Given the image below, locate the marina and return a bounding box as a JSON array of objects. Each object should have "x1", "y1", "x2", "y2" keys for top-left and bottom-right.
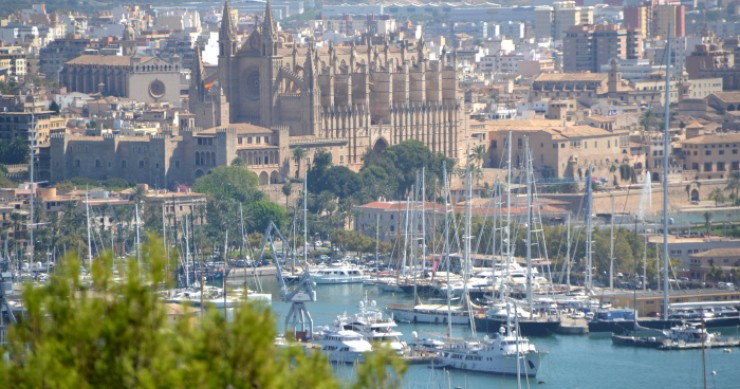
[{"x1": 259, "y1": 279, "x2": 740, "y2": 388}]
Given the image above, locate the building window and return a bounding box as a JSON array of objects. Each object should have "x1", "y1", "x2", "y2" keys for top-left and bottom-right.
[
  {"x1": 492, "y1": 140, "x2": 497, "y2": 149},
  {"x1": 74, "y1": 159, "x2": 80, "y2": 167},
  {"x1": 704, "y1": 162, "x2": 712, "y2": 172},
  {"x1": 705, "y1": 150, "x2": 711, "y2": 156},
  {"x1": 692, "y1": 163, "x2": 699, "y2": 170},
  {"x1": 732, "y1": 161, "x2": 739, "y2": 171},
  {"x1": 719, "y1": 150, "x2": 725, "y2": 155},
  {"x1": 717, "y1": 162, "x2": 726, "y2": 171},
  {"x1": 733, "y1": 149, "x2": 738, "y2": 155},
  {"x1": 122, "y1": 160, "x2": 127, "y2": 168},
  {"x1": 175, "y1": 161, "x2": 180, "y2": 168},
  {"x1": 95, "y1": 160, "x2": 101, "y2": 168}
]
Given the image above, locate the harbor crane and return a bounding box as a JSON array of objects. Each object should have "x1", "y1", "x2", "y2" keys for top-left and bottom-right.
[{"x1": 257, "y1": 221, "x2": 316, "y2": 340}]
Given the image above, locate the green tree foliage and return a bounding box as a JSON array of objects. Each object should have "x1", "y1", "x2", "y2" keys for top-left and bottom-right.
[
  {"x1": 0, "y1": 165, "x2": 13, "y2": 187},
  {"x1": 0, "y1": 137, "x2": 28, "y2": 164},
  {"x1": 192, "y1": 166, "x2": 262, "y2": 204},
  {"x1": 246, "y1": 200, "x2": 287, "y2": 233},
  {"x1": 0, "y1": 236, "x2": 401, "y2": 388},
  {"x1": 364, "y1": 140, "x2": 452, "y2": 198}
]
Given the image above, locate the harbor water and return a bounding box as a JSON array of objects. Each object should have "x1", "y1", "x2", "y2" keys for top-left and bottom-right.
[{"x1": 244, "y1": 278, "x2": 740, "y2": 389}]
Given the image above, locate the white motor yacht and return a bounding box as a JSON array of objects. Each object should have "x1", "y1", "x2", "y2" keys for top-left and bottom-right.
[
  {"x1": 434, "y1": 327, "x2": 541, "y2": 376},
  {"x1": 314, "y1": 326, "x2": 373, "y2": 363},
  {"x1": 336, "y1": 297, "x2": 408, "y2": 355},
  {"x1": 311, "y1": 262, "x2": 368, "y2": 284}
]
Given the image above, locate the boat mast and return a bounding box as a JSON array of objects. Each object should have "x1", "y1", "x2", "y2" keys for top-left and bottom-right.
[
  {"x1": 185, "y1": 214, "x2": 191, "y2": 288},
  {"x1": 85, "y1": 189, "x2": 93, "y2": 269},
  {"x1": 502, "y1": 131, "x2": 513, "y2": 330},
  {"x1": 303, "y1": 172, "x2": 308, "y2": 265},
  {"x1": 421, "y1": 167, "x2": 426, "y2": 278},
  {"x1": 28, "y1": 113, "x2": 36, "y2": 266},
  {"x1": 464, "y1": 164, "x2": 475, "y2": 338},
  {"x1": 566, "y1": 213, "x2": 571, "y2": 292},
  {"x1": 585, "y1": 165, "x2": 594, "y2": 292},
  {"x1": 609, "y1": 193, "x2": 615, "y2": 290},
  {"x1": 525, "y1": 137, "x2": 533, "y2": 311},
  {"x1": 443, "y1": 161, "x2": 452, "y2": 338},
  {"x1": 135, "y1": 202, "x2": 141, "y2": 267},
  {"x1": 661, "y1": 24, "x2": 672, "y2": 320}
]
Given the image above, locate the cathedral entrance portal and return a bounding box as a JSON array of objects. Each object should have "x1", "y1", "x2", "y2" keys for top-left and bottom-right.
[{"x1": 373, "y1": 138, "x2": 389, "y2": 154}]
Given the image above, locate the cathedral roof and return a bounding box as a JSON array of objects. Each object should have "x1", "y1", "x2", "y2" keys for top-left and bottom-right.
[
  {"x1": 534, "y1": 73, "x2": 609, "y2": 83},
  {"x1": 65, "y1": 55, "x2": 152, "y2": 66},
  {"x1": 201, "y1": 122, "x2": 273, "y2": 135}
]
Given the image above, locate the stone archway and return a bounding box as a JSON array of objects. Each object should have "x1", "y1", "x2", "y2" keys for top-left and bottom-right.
[
  {"x1": 270, "y1": 170, "x2": 279, "y2": 184},
  {"x1": 651, "y1": 172, "x2": 660, "y2": 183},
  {"x1": 373, "y1": 137, "x2": 389, "y2": 154},
  {"x1": 259, "y1": 171, "x2": 269, "y2": 185},
  {"x1": 194, "y1": 169, "x2": 204, "y2": 179},
  {"x1": 690, "y1": 189, "x2": 700, "y2": 202}
]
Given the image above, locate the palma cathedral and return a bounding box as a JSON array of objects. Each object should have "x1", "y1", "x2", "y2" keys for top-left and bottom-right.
[{"x1": 189, "y1": 1, "x2": 466, "y2": 173}]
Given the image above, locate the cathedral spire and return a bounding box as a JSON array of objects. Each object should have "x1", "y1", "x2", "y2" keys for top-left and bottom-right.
[
  {"x1": 193, "y1": 43, "x2": 204, "y2": 91},
  {"x1": 262, "y1": 0, "x2": 276, "y2": 40},
  {"x1": 219, "y1": 1, "x2": 236, "y2": 41}
]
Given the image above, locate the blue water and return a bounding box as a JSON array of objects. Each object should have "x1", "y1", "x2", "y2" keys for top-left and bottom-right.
[{"x1": 251, "y1": 279, "x2": 740, "y2": 389}]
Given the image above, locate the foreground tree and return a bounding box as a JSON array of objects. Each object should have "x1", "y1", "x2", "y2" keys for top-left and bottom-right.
[{"x1": 0, "y1": 236, "x2": 404, "y2": 388}]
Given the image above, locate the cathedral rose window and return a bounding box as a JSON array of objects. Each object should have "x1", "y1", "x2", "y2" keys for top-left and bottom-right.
[{"x1": 149, "y1": 79, "x2": 166, "y2": 99}]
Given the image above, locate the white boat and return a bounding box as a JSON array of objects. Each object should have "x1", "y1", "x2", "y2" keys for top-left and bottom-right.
[
  {"x1": 163, "y1": 285, "x2": 271, "y2": 308},
  {"x1": 314, "y1": 327, "x2": 373, "y2": 363},
  {"x1": 311, "y1": 263, "x2": 368, "y2": 284},
  {"x1": 434, "y1": 327, "x2": 541, "y2": 376},
  {"x1": 386, "y1": 303, "x2": 470, "y2": 325},
  {"x1": 336, "y1": 297, "x2": 408, "y2": 355}
]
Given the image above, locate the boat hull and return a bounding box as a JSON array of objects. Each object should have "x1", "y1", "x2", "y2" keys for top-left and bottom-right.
[
  {"x1": 588, "y1": 320, "x2": 637, "y2": 335},
  {"x1": 474, "y1": 316, "x2": 561, "y2": 337},
  {"x1": 387, "y1": 306, "x2": 470, "y2": 325},
  {"x1": 435, "y1": 353, "x2": 540, "y2": 376}
]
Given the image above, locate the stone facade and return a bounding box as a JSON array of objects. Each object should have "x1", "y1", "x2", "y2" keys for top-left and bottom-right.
[
  {"x1": 190, "y1": 1, "x2": 466, "y2": 175},
  {"x1": 46, "y1": 122, "x2": 289, "y2": 188},
  {"x1": 60, "y1": 55, "x2": 182, "y2": 106}
]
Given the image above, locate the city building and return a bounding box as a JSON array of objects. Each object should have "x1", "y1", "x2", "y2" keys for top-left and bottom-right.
[
  {"x1": 682, "y1": 132, "x2": 740, "y2": 180},
  {"x1": 46, "y1": 122, "x2": 290, "y2": 188},
  {"x1": 38, "y1": 36, "x2": 91, "y2": 80},
  {"x1": 191, "y1": 1, "x2": 466, "y2": 174},
  {"x1": 563, "y1": 24, "x2": 643, "y2": 73},
  {"x1": 486, "y1": 120, "x2": 629, "y2": 181},
  {"x1": 689, "y1": 247, "x2": 740, "y2": 282}
]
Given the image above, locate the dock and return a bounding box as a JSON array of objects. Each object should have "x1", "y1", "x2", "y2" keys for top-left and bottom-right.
[
  {"x1": 658, "y1": 339, "x2": 740, "y2": 350},
  {"x1": 556, "y1": 317, "x2": 589, "y2": 335}
]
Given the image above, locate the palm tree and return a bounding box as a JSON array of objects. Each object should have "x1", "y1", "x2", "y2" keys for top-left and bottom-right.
[
  {"x1": 708, "y1": 187, "x2": 725, "y2": 205},
  {"x1": 725, "y1": 171, "x2": 740, "y2": 203},
  {"x1": 292, "y1": 147, "x2": 305, "y2": 178},
  {"x1": 703, "y1": 212, "x2": 712, "y2": 233},
  {"x1": 472, "y1": 144, "x2": 486, "y2": 184},
  {"x1": 281, "y1": 182, "x2": 292, "y2": 208}
]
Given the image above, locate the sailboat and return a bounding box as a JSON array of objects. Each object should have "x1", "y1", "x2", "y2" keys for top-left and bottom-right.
[
  {"x1": 387, "y1": 169, "x2": 472, "y2": 325},
  {"x1": 434, "y1": 162, "x2": 542, "y2": 376},
  {"x1": 474, "y1": 135, "x2": 561, "y2": 336}
]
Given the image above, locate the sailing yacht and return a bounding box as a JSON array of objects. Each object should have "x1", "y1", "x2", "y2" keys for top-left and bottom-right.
[
  {"x1": 474, "y1": 137, "x2": 561, "y2": 337},
  {"x1": 435, "y1": 159, "x2": 542, "y2": 376}
]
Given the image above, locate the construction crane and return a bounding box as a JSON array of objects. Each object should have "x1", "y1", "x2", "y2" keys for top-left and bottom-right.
[{"x1": 256, "y1": 221, "x2": 316, "y2": 340}]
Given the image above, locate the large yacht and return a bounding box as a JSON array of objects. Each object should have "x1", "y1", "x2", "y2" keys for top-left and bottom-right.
[
  {"x1": 336, "y1": 297, "x2": 408, "y2": 355},
  {"x1": 314, "y1": 326, "x2": 373, "y2": 363},
  {"x1": 311, "y1": 263, "x2": 368, "y2": 284},
  {"x1": 434, "y1": 327, "x2": 541, "y2": 376}
]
